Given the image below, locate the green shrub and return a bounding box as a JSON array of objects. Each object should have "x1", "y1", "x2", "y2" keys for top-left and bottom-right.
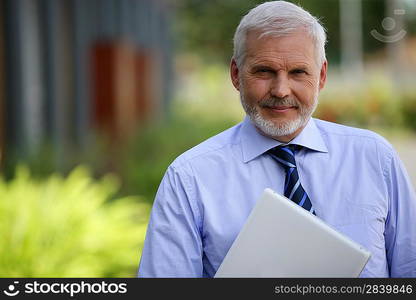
[
  {"x1": 315, "y1": 80, "x2": 410, "y2": 130},
  {"x1": 401, "y1": 93, "x2": 416, "y2": 131},
  {"x1": 0, "y1": 165, "x2": 149, "y2": 277}
]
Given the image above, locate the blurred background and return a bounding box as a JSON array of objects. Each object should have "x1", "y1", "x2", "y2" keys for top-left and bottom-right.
[{"x1": 0, "y1": 0, "x2": 415, "y2": 277}]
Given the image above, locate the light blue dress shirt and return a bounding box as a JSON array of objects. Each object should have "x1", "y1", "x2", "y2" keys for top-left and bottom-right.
[{"x1": 138, "y1": 117, "x2": 416, "y2": 278}]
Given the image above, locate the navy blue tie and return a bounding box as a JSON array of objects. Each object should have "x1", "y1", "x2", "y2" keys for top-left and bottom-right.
[{"x1": 268, "y1": 145, "x2": 316, "y2": 215}]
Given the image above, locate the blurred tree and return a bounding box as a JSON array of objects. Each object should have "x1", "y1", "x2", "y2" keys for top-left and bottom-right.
[
  {"x1": 175, "y1": 0, "x2": 387, "y2": 65},
  {"x1": 175, "y1": 0, "x2": 258, "y2": 64}
]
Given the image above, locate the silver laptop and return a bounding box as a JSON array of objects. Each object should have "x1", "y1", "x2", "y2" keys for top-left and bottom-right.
[{"x1": 215, "y1": 188, "x2": 371, "y2": 277}]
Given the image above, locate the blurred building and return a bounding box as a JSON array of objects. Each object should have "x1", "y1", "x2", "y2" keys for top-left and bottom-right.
[{"x1": 0, "y1": 0, "x2": 174, "y2": 170}]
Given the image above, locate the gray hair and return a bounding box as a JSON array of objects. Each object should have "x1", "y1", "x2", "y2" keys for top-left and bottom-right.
[{"x1": 233, "y1": 1, "x2": 327, "y2": 68}]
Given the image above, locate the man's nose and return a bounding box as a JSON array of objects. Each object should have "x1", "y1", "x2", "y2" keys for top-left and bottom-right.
[{"x1": 270, "y1": 73, "x2": 291, "y2": 99}]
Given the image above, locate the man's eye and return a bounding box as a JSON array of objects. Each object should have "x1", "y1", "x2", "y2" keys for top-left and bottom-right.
[
  {"x1": 257, "y1": 69, "x2": 271, "y2": 73},
  {"x1": 291, "y1": 69, "x2": 306, "y2": 74}
]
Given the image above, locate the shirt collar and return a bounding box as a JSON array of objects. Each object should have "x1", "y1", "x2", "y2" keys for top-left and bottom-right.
[{"x1": 240, "y1": 116, "x2": 328, "y2": 163}]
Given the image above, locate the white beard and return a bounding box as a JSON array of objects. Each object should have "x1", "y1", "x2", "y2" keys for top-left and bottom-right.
[{"x1": 239, "y1": 85, "x2": 319, "y2": 139}]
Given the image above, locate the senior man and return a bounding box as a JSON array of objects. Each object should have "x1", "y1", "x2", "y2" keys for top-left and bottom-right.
[{"x1": 138, "y1": 1, "x2": 416, "y2": 277}]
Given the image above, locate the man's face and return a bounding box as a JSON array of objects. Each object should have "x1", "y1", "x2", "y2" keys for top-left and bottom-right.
[{"x1": 231, "y1": 30, "x2": 327, "y2": 142}]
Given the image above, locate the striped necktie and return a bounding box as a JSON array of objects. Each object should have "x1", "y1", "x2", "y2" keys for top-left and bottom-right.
[{"x1": 268, "y1": 145, "x2": 316, "y2": 215}]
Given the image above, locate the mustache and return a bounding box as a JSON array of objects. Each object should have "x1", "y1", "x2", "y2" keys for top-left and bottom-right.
[{"x1": 258, "y1": 97, "x2": 299, "y2": 108}]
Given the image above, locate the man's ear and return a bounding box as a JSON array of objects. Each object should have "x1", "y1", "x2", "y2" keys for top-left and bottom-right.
[
  {"x1": 230, "y1": 58, "x2": 240, "y2": 91},
  {"x1": 319, "y1": 60, "x2": 328, "y2": 90}
]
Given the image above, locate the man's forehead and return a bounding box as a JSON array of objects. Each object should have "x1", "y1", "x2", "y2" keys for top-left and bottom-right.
[
  {"x1": 246, "y1": 52, "x2": 312, "y2": 66},
  {"x1": 244, "y1": 30, "x2": 316, "y2": 65}
]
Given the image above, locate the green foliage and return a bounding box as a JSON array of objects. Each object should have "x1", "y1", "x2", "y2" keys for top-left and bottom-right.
[
  {"x1": 401, "y1": 93, "x2": 416, "y2": 131},
  {"x1": 0, "y1": 165, "x2": 149, "y2": 277},
  {"x1": 175, "y1": 0, "x2": 258, "y2": 64},
  {"x1": 315, "y1": 78, "x2": 415, "y2": 130}
]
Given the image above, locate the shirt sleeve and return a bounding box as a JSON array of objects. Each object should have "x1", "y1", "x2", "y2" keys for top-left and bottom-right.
[
  {"x1": 384, "y1": 148, "x2": 416, "y2": 277},
  {"x1": 137, "y1": 165, "x2": 203, "y2": 277}
]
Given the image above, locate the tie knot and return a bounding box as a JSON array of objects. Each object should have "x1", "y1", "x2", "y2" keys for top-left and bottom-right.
[{"x1": 268, "y1": 145, "x2": 297, "y2": 169}]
